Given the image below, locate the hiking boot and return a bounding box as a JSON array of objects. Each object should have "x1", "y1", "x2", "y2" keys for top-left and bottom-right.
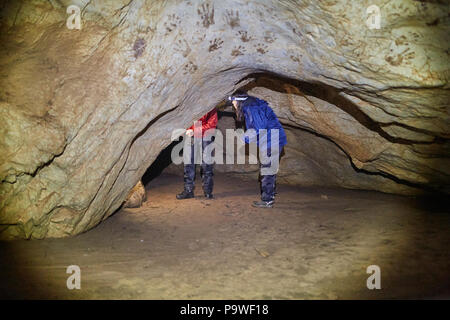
[
  {"x1": 204, "y1": 193, "x2": 214, "y2": 200},
  {"x1": 176, "y1": 190, "x2": 194, "y2": 200},
  {"x1": 252, "y1": 200, "x2": 274, "y2": 208}
]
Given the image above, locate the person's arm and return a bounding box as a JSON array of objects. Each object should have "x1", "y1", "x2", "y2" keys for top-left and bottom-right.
[
  {"x1": 252, "y1": 102, "x2": 277, "y2": 146},
  {"x1": 202, "y1": 109, "x2": 218, "y2": 133},
  {"x1": 186, "y1": 110, "x2": 216, "y2": 136},
  {"x1": 262, "y1": 104, "x2": 287, "y2": 148},
  {"x1": 186, "y1": 122, "x2": 194, "y2": 136},
  {"x1": 242, "y1": 108, "x2": 258, "y2": 144}
]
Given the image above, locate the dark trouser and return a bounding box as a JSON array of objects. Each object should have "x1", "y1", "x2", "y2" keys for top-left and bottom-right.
[
  {"x1": 260, "y1": 147, "x2": 283, "y2": 202},
  {"x1": 183, "y1": 139, "x2": 214, "y2": 194}
]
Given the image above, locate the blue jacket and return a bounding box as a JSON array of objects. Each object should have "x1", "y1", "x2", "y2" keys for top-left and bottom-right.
[{"x1": 241, "y1": 97, "x2": 287, "y2": 150}]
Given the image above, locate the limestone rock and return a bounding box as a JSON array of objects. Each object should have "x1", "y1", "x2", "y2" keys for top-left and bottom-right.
[
  {"x1": 0, "y1": 0, "x2": 448, "y2": 239},
  {"x1": 123, "y1": 180, "x2": 147, "y2": 208}
]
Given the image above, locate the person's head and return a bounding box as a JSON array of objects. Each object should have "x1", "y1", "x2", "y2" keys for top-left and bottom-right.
[{"x1": 228, "y1": 90, "x2": 249, "y2": 121}]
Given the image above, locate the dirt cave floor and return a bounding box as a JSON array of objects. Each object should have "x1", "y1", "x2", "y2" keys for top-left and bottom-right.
[{"x1": 1, "y1": 172, "x2": 450, "y2": 299}]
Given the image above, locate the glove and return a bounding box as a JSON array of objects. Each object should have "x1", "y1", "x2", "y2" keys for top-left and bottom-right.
[{"x1": 186, "y1": 129, "x2": 194, "y2": 137}]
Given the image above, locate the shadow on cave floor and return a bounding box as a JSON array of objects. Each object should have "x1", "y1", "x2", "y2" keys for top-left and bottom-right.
[{"x1": 0, "y1": 172, "x2": 449, "y2": 299}]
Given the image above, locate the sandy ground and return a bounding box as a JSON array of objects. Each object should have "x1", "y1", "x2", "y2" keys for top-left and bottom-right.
[{"x1": 1, "y1": 172, "x2": 449, "y2": 299}]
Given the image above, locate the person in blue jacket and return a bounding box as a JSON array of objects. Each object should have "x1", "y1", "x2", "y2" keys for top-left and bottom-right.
[{"x1": 229, "y1": 91, "x2": 287, "y2": 208}]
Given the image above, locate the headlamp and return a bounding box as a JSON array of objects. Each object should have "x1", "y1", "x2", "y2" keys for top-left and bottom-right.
[{"x1": 228, "y1": 96, "x2": 248, "y2": 101}]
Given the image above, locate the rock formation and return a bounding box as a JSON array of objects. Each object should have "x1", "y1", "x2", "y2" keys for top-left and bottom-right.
[
  {"x1": 0, "y1": 0, "x2": 448, "y2": 239},
  {"x1": 123, "y1": 180, "x2": 146, "y2": 208}
]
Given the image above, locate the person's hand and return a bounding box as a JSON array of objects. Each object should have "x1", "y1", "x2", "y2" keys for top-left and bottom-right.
[
  {"x1": 186, "y1": 129, "x2": 194, "y2": 137},
  {"x1": 170, "y1": 128, "x2": 186, "y2": 141}
]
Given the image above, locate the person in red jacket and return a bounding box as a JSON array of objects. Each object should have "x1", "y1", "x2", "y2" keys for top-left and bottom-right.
[{"x1": 176, "y1": 108, "x2": 218, "y2": 200}]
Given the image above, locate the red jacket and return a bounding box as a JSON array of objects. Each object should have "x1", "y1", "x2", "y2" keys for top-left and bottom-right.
[{"x1": 188, "y1": 108, "x2": 218, "y2": 137}]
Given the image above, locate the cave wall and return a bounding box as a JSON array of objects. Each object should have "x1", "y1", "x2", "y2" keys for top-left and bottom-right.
[{"x1": 0, "y1": 0, "x2": 448, "y2": 239}]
